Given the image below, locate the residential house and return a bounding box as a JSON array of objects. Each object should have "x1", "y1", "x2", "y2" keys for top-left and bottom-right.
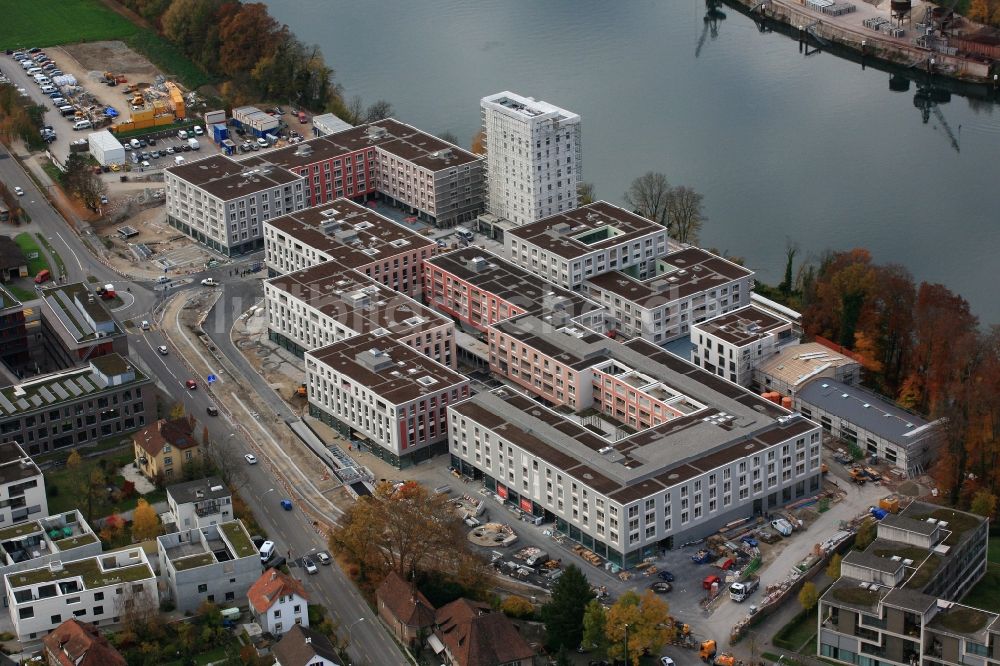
[
  {"x1": 248, "y1": 568, "x2": 309, "y2": 636},
  {"x1": 133, "y1": 417, "x2": 201, "y2": 482},
  {"x1": 0, "y1": 511, "x2": 100, "y2": 601},
  {"x1": 0, "y1": 440, "x2": 46, "y2": 526},
  {"x1": 166, "y1": 477, "x2": 233, "y2": 529},
  {"x1": 0, "y1": 237, "x2": 27, "y2": 281},
  {"x1": 376, "y1": 570, "x2": 435, "y2": 647},
  {"x1": 272, "y1": 624, "x2": 341, "y2": 666},
  {"x1": 42, "y1": 618, "x2": 126, "y2": 666},
  {"x1": 431, "y1": 598, "x2": 535, "y2": 666}
]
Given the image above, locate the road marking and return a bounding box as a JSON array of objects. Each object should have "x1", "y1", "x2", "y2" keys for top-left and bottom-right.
[
  {"x1": 112, "y1": 291, "x2": 135, "y2": 311},
  {"x1": 143, "y1": 338, "x2": 178, "y2": 380},
  {"x1": 55, "y1": 233, "x2": 84, "y2": 273}
]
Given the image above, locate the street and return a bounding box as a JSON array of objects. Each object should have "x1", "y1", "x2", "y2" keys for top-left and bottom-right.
[{"x1": 1, "y1": 143, "x2": 409, "y2": 665}]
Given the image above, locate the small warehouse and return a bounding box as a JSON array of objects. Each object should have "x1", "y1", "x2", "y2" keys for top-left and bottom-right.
[
  {"x1": 312, "y1": 113, "x2": 354, "y2": 137},
  {"x1": 232, "y1": 106, "x2": 279, "y2": 137},
  {"x1": 87, "y1": 130, "x2": 125, "y2": 167}
]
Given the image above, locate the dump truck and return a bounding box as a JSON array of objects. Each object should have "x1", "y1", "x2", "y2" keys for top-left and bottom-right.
[
  {"x1": 729, "y1": 577, "x2": 759, "y2": 602},
  {"x1": 700, "y1": 640, "x2": 717, "y2": 662}
]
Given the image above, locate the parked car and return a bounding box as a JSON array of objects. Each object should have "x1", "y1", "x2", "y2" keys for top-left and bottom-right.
[
  {"x1": 193, "y1": 125, "x2": 204, "y2": 136},
  {"x1": 316, "y1": 551, "x2": 331, "y2": 565},
  {"x1": 303, "y1": 558, "x2": 317, "y2": 574},
  {"x1": 140, "y1": 320, "x2": 150, "y2": 330},
  {"x1": 256, "y1": 137, "x2": 269, "y2": 148},
  {"x1": 658, "y1": 571, "x2": 674, "y2": 582},
  {"x1": 200, "y1": 278, "x2": 218, "y2": 286},
  {"x1": 141, "y1": 160, "x2": 150, "y2": 169},
  {"x1": 130, "y1": 138, "x2": 140, "y2": 149}
]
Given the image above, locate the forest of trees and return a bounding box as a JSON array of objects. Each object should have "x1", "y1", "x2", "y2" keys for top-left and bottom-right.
[
  {"x1": 113, "y1": 0, "x2": 388, "y2": 118},
  {"x1": 777, "y1": 248, "x2": 999, "y2": 509}
]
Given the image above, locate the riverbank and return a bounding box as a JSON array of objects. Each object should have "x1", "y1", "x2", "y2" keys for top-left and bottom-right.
[{"x1": 725, "y1": 0, "x2": 998, "y2": 88}]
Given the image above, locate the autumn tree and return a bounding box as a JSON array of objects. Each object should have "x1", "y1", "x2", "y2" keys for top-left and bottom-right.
[
  {"x1": 329, "y1": 481, "x2": 469, "y2": 579},
  {"x1": 577, "y1": 182, "x2": 596, "y2": 205},
  {"x1": 802, "y1": 249, "x2": 876, "y2": 349},
  {"x1": 364, "y1": 99, "x2": 394, "y2": 122},
  {"x1": 542, "y1": 564, "x2": 595, "y2": 651},
  {"x1": 161, "y1": 0, "x2": 226, "y2": 63},
  {"x1": 798, "y1": 581, "x2": 819, "y2": 611},
  {"x1": 971, "y1": 490, "x2": 997, "y2": 519},
  {"x1": 470, "y1": 130, "x2": 486, "y2": 155},
  {"x1": 604, "y1": 590, "x2": 671, "y2": 666},
  {"x1": 204, "y1": 434, "x2": 249, "y2": 491},
  {"x1": 623, "y1": 172, "x2": 672, "y2": 229},
  {"x1": 132, "y1": 499, "x2": 160, "y2": 542},
  {"x1": 63, "y1": 153, "x2": 106, "y2": 210},
  {"x1": 855, "y1": 518, "x2": 876, "y2": 550},
  {"x1": 826, "y1": 553, "x2": 842, "y2": 580},
  {"x1": 217, "y1": 3, "x2": 285, "y2": 78},
  {"x1": 853, "y1": 264, "x2": 916, "y2": 395},
  {"x1": 115, "y1": 583, "x2": 160, "y2": 635},
  {"x1": 581, "y1": 599, "x2": 607, "y2": 653},
  {"x1": 500, "y1": 595, "x2": 534, "y2": 618},
  {"x1": 66, "y1": 449, "x2": 82, "y2": 471},
  {"x1": 100, "y1": 513, "x2": 125, "y2": 544}
]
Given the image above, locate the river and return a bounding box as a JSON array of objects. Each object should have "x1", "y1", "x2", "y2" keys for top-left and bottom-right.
[{"x1": 264, "y1": 0, "x2": 1000, "y2": 323}]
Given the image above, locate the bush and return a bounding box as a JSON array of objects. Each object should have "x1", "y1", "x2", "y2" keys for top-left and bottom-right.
[
  {"x1": 500, "y1": 595, "x2": 535, "y2": 619},
  {"x1": 160, "y1": 600, "x2": 176, "y2": 613}
]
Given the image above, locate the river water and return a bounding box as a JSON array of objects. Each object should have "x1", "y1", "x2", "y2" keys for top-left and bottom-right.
[{"x1": 265, "y1": 0, "x2": 1000, "y2": 323}]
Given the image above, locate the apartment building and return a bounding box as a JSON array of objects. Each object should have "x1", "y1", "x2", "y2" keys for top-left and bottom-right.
[
  {"x1": 585, "y1": 247, "x2": 755, "y2": 344},
  {"x1": 265, "y1": 264, "x2": 455, "y2": 366},
  {"x1": 0, "y1": 441, "x2": 45, "y2": 526},
  {"x1": 423, "y1": 248, "x2": 605, "y2": 335},
  {"x1": 166, "y1": 477, "x2": 233, "y2": 529},
  {"x1": 39, "y1": 283, "x2": 128, "y2": 371},
  {"x1": 306, "y1": 333, "x2": 470, "y2": 467},
  {"x1": 817, "y1": 502, "x2": 990, "y2": 666},
  {"x1": 795, "y1": 379, "x2": 943, "y2": 477},
  {"x1": 0, "y1": 354, "x2": 150, "y2": 456},
  {"x1": 0, "y1": 511, "x2": 99, "y2": 590},
  {"x1": 253, "y1": 119, "x2": 484, "y2": 228},
  {"x1": 133, "y1": 417, "x2": 201, "y2": 482},
  {"x1": 480, "y1": 91, "x2": 581, "y2": 225},
  {"x1": 165, "y1": 154, "x2": 307, "y2": 256},
  {"x1": 4, "y1": 547, "x2": 157, "y2": 640},
  {"x1": 263, "y1": 198, "x2": 437, "y2": 297},
  {"x1": 157, "y1": 520, "x2": 260, "y2": 612},
  {"x1": 0, "y1": 285, "x2": 28, "y2": 373},
  {"x1": 450, "y1": 335, "x2": 822, "y2": 568},
  {"x1": 690, "y1": 304, "x2": 797, "y2": 387},
  {"x1": 504, "y1": 201, "x2": 672, "y2": 289},
  {"x1": 754, "y1": 342, "x2": 861, "y2": 397}
]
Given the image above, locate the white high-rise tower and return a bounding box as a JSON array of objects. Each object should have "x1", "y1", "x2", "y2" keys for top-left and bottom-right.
[{"x1": 480, "y1": 91, "x2": 581, "y2": 225}]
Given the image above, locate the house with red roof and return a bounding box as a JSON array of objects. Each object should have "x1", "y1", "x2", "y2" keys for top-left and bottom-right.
[
  {"x1": 42, "y1": 619, "x2": 125, "y2": 666},
  {"x1": 375, "y1": 570, "x2": 435, "y2": 647},
  {"x1": 248, "y1": 568, "x2": 310, "y2": 636}
]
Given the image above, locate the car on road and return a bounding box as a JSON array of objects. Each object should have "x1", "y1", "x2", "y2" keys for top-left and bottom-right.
[
  {"x1": 660, "y1": 658, "x2": 676, "y2": 666},
  {"x1": 200, "y1": 278, "x2": 219, "y2": 286},
  {"x1": 185, "y1": 379, "x2": 197, "y2": 390},
  {"x1": 140, "y1": 320, "x2": 150, "y2": 330},
  {"x1": 244, "y1": 453, "x2": 258, "y2": 465},
  {"x1": 206, "y1": 405, "x2": 219, "y2": 417},
  {"x1": 658, "y1": 571, "x2": 675, "y2": 582},
  {"x1": 156, "y1": 345, "x2": 168, "y2": 355},
  {"x1": 316, "y1": 551, "x2": 331, "y2": 565},
  {"x1": 259, "y1": 540, "x2": 275, "y2": 561},
  {"x1": 303, "y1": 557, "x2": 317, "y2": 574},
  {"x1": 280, "y1": 499, "x2": 293, "y2": 511},
  {"x1": 13, "y1": 186, "x2": 23, "y2": 196}
]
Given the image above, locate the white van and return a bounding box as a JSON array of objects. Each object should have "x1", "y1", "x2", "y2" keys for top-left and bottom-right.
[
  {"x1": 455, "y1": 226, "x2": 474, "y2": 243},
  {"x1": 26, "y1": 67, "x2": 43, "y2": 75},
  {"x1": 177, "y1": 129, "x2": 188, "y2": 140},
  {"x1": 174, "y1": 155, "x2": 186, "y2": 166},
  {"x1": 73, "y1": 120, "x2": 92, "y2": 131},
  {"x1": 130, "y1": 138, "x2": 141, "y2": 149},
  {"x1": 259, "y1": 540, "x2": 275, "y2": 562}
]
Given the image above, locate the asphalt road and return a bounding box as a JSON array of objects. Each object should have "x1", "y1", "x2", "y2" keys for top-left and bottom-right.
[{"x1": 1, "y1": 142, "x2": 409, "y2": 665}]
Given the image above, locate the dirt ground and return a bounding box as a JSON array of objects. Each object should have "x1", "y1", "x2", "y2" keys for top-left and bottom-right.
[{"x1": 60, "y1": 40, "x2": 160, "y2": 81}]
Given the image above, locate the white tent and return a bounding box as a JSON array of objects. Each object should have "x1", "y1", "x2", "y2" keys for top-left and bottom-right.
[{"x1": 87, "y1": 130, "x2": 125, "y2": 166}]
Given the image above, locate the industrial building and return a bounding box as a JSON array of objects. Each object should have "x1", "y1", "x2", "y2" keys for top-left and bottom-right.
[
  {"x1": 480, "y1": 91, "x2": 582, "y2": 226},
  {"x1": 795, "y1": 379, "x2": 943, "y2": 477},
  {"x1": 585, "y1": 247, "x2": 755, "y2": 345},
  {"x1": 306, "y1": 333, "x2": 470, "y2": 467},
  {"x1": 0, "y1": 354, "x2": 150, "y2": 456},
  {"x1": 690, "y1": 304, "x2": 797, "y2": 387},
  {"x1": 817, "y1": 502, "x2": 990, "y2": 666},
  {"x1": 262, "y1": 198, "x2": 437, "y2": 297},
  {"x1": 753, "y1": 342, "x2": 861, "y2": 397},
  {"x1": 86, "y1": 130, "x2": 125, "y2": 167},
  {"x1": 504, "y1": 201, "x2": 671, "y2": 289},
  {"x1": 450, "y1": 332, "x2": 823, "y2": 567},
  {"x1": 165, "y1": 154, "x2": 307, "y2": 256},
  {"x1": 265, "y1": 265, "x2": 455, "y2": 367}
]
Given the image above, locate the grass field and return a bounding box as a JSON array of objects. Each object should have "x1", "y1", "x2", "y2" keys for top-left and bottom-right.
[
  {"x1": 13, "y1": 232, "x2": 49, "y2": 276},
  {"x1": 0, "y1": 0, "x2": 139, "y2": 51}
]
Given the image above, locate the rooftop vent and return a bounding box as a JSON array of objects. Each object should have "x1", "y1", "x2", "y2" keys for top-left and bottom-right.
[
  {"x1": 210, "y1": 485, "x2": 224, "y2": 492},
  {"x1": 416, "y1": 376, "x2": 438, "y2": 387}
]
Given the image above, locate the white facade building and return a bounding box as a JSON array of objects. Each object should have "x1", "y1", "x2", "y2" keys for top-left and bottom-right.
[
  {"x1": 585, "y1": 247, "x2": 755, "y2": 344},
  {"x1": 691, "y1": 304, "x2": 798, "y2": 387},
  {"x1": 166, "y1": 477, "x2": 233, "y2": 529},
  {"x1": 481, "y1": 91, "x2": 581, "y2": 225},
  {"x1": 4, "y1": 547, "x2": 156, "y2": 641},
  {"x1": 306, "y1": 333, "x2": 470, "y2": 467},
  {"x1": 248, "y1": 569, "x2": 310, "y2": 636},
  {"x1": 0, "y1": 441, "x2": 45, "y2": 527},
  {"x1": 504, "y1": 201, "x2": 671, "y2": 289},
  {"x1": 165, "y1": 154, "x2": 307, "y2": 256}
]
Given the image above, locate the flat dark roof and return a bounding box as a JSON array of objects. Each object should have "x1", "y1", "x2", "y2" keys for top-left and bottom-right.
[
  {"x1": 693, "y1": 305, "x2": 792, "y2": 346},
  {"x1": 0, "y1": 442, "x2": 40, "y2": 486},
  {"x1": 167, "y1": 154, "x2": 302, "y2": 200},
  {"x1": 267, "y1": 265, "x2": 448, "y2": 337},
  {"x1": 307, "y1": 332, "x2": 467, "y2": 405},
  {"x1": 249, "y1": 118, "x2": 480, "y2": 172},
  {"x1": 265, "y1": 199, "x2": 435, "y2": 270},
  {"x1": 508, "y1": 201, "x2": 665, "y2": 260},
  {"x1": 426, "y1": 248, "x2": 600, "y2": 320},
  {"x1": 167, "y1": 477, "x2": 229, "y2": 504},
  {"x1": 586, "y1": 248, "x2": 754, "y2": 308}
]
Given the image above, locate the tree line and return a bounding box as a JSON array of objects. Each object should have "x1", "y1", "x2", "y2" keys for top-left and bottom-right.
[
  {"x1": 114, "y1": 0, "x2": 391, "y2": 120},
  {"x1": 771, "y1": 247, "x2": 999, "y2": 509}
]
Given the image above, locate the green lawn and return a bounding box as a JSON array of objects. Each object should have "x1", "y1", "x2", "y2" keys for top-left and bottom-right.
[
  {"x1": 125, "y1": 31, "x2": 212, "y2": 90},
  {"x1": 5, "y1": 283, "x2": 36, "y2": 302},
  {"x1": 0, "y1": 0, "x2": 139, "y2": 51},
  {"x1": 44, "y1": 447, "x2": 162, "y2": 520},
  {"x1": 774, "y1": 608, "x2": 819, "y2": 651},
  {"x1": 13, "y1": 232, "x2": 49, "y2": 276},
  {"x1": 36, "y1": 233, "x2": 66, "y2": 278}
]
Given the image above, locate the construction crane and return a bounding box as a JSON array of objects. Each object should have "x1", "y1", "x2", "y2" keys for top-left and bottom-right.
[
  {"x1": 695, "y1": 0, "x2": 727, "y2": 58},
  {"x1": 913, "y1": 86, "x2": 961, "y2": 153}
]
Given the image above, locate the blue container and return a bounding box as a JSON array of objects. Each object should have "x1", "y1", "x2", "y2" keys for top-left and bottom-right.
[{"x1": 211, "y1": 123, "x2": 228, "y2": 143}]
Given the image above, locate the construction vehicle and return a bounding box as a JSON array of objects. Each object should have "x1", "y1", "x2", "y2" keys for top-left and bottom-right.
[
  {"x1": 849, "y1": 467, "x2": 868, "y2": 485},
  {"x1": 713, "y1": 654, "x2": 736, "y2": 666},
  {"x1": 700, "y1": 640, "x2": 717, "y2": 662},
  {"x1": 729, "y1": 576, "x2": 759, "y2": 602},
  {"x1": 130, "y1": 94, "x2": 145, "y2": 108}
]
